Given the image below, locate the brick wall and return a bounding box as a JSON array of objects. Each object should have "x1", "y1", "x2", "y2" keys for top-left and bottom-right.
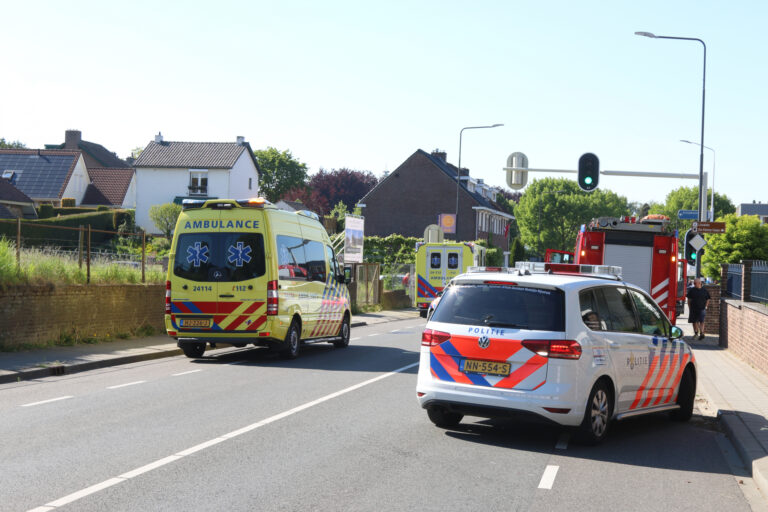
[
  {"x1": 703, "y1": 284, "x2": 720, "y2": 334},
  {"x1": 721, "y1": 300, "x2": 768, "y2": 376},
  {"x1": 0, "y1": 284, "x2": 165, "y2": 349}
]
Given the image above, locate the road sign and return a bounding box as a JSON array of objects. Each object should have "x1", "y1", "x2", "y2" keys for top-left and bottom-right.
[
  {"x1": 692, "y1": 221, "x2": 726, "y2": 234},
  {"x1": 688, "y1": 233, "x2": 707, "y2": 251},
  {"x1": 678, "y1": 209, "x2": 698, "y2": 220}
]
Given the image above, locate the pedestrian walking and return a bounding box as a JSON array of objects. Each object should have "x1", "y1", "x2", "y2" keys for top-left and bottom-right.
[{"x1": 687, "y1": 278, "x2": 711, "y2": 340}]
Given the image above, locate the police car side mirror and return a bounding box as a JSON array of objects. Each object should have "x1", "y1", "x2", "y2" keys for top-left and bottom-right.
[{"x1": 670, "y1": 326, "x2": 683, "y2": 340}]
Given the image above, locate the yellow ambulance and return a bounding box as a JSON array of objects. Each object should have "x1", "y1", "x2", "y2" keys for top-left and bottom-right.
[
  {"x1": 165, "y1": 198, "x2": 351, "y2": 359},
  {"x1": 414, "y1": 241, "x2": 485, "y2": 317}
]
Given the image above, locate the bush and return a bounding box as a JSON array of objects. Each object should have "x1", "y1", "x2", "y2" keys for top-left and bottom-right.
[
  {"x1": 38, "y1": 204, "x2": 54, "y2": 219},
  {"x1": 61, "y1": 198, "x2": 76, "y2": 207},
  {"x1": 97, "y1": 205, "x2": 110, "y2": 211}
]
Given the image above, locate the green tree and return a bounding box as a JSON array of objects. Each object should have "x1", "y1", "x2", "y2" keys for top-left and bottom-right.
[
  {"x1": 149, "y1": 203, "x2": 183, "y2": 238},
  {"x1": 510, "y1": 237, "x2": 526, "y2": 265},
  {"x1": 649, "y1": 185, "x2": 736, "y2": 236},
  {"x1": 253, "y1": 147, "x2": 309, "y2": 202},
  {"x1": 514, "y1": 178, "x2": 628, "y2": 258},
  {"x1": 701, "y1": 214, "x2": 768, "y2": 278},
  {"x1": 0, "y1": 138, "x2": 26, "y2": 149}
]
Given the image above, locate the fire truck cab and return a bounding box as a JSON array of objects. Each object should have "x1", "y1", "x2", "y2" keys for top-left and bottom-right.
[{"x1": 574, "y1": 215, "x2": 685, "y2": 324}]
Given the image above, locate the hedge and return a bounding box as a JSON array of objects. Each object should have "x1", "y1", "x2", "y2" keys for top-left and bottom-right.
[{"x1": 0, "y1": 209, "x2": 134, "y2": 248}]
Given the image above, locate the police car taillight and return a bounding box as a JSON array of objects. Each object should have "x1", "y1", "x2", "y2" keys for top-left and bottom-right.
[
  {"x1": 165, "y1": 280, "x2": 171, "y2": 314},
  {"x1": 267, "y1": 280, "x2": 278, "y2": 315},
  {"x1": 421, "y1": 329, "x2": 451, "y2": 346},
  {"x1": 522, "y1": 339, "x2": 581, "y2": 360}
]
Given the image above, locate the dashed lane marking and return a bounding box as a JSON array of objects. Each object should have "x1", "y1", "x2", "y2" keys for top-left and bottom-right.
[
  {"x1": 27, "y1": 361, "x2": 420, "y2": 511},
  {"x1": 106, "y1": 381, "x2": 146, "y2": 390},
  {"x1": 21, "y1": 396, "x2": 73, "y2": 408},
  {"x1": 172, "y1": 370, "x2": 202, "y2": 376},
  {"x1": 538, "y1": 465, "x2": 559, "y2": 490}
]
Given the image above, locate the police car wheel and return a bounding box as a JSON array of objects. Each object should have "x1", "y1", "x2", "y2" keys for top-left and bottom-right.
[
  {"x1": 333, "y1": 315, "x2": 351, "y2": 348},
  {"x1": 280, "y1": 321, "x2": 301, "y2": 360},
  {"x1": 671, "y1": 367, "x2": 695, "y2": 422},
  {"x1": 426, "y1": 406, "x2": 463, "y2": 428},
  {"x1": 182, "y1": 343, "x2": 206, "y2": 359},
  {"x1": 577, "y1": 381, "x2": 612, "y2": 445}
]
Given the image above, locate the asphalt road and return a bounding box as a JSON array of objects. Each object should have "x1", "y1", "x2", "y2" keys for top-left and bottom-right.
[{"x1": 0, "y1": 318, "x2": 759, "y2": 511}]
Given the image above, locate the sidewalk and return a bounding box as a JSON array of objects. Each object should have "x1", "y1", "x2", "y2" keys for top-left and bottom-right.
[
  {"x1": 0, "y1": 309, "x2": 422, "y2": 385},
  {"x1": 683, "y1": 313, "x2": 768, "y2": 499}
]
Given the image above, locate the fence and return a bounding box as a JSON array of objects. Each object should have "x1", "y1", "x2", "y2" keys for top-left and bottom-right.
[
  {"x1": 721, "y1": 260, "x2": 768, "y2": 303},
  {"x1": 0, "y1": 218, "x2": 165, "y2": 284},
  {"x1": 753, "y1": 260, "x2": 768, "y2": 303},
  {"x1": 353, "y1": 263, "x2": 380, "y2": 306}
]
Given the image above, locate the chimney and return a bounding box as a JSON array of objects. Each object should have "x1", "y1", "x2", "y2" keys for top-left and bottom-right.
[
  {"x1": 155, "y1": 132, "x2": 163, "y2": 143},
  {"x1": 236, "y1": 136, "x2": 245, "y2": 146},
  {"x1": 65, "y1": 130, "x2": 81, "y2": 149},
  {"x1": 430, "y1": 149, "x2": 447, "y2": 162}
]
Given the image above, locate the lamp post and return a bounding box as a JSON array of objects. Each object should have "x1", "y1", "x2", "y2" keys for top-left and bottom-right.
[
  {"x1": 635, "y1": 31, "x2": 706, "y2": 276},
  {"x1": 455, "y1": 124, "x2": 503, "y2": 240},
  {"x1": 537, "y1": 190, "x2": 565, "y2": 260},
  {"x1": 681, "y1": 140, "x2": 715, "y2": 221}
]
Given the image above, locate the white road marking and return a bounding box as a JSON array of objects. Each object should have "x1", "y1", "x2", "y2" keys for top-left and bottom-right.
[
  {"x1": 172, "y1": 370, "x2": 202, "y2": 376},
  {"x1": 350, "y1": 337, "x2": 361, "y2": 341},
  {"x1": 538, "y1": 465, "x2": 559, "y2": 489},
  {"x1": 21, "y1": 396, "x2": 73, "y2": 407},
  {"x1": 28, "y1": 361, "x2": 420, "y2": 511},
  {"x1": 106, "y1": 381, "x2": 146, "y2": 390},
  {"x1": 368, "y1": 333, "x2": 380, "y2": 337},
  {"x1": 555, "y1": 433, "x2": 569, "y2": 450}
]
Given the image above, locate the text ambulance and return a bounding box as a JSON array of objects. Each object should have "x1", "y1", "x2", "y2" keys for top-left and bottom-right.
[
  {"x1": 165, "y1": 198, "x2": 351, "y2": 359},
  {"x1": 415, "y1": 242, "x2": 485, "y2": 317}
]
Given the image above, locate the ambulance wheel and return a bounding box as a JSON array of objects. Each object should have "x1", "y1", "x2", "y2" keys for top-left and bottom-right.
[
  {"x1": 577, "y1": 380, "x2": 612, "y2": 445},
  {"x1": 671, "y1": 367, "x2": 695, "y2": 422},
  {"x1": 280, "y1": 321, "x2": 300, "y2": 359},
  {"x1": 427, "y1": 406, "x2": 463, "y2": 428},
  {"x1": 182, "y1": 343, "x2": 206, "y2": 359},
  {"x1": 333, "y1": 315, "x2": 351, "y2": 348}
]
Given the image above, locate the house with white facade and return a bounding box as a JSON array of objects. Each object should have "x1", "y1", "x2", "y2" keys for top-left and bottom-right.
[{"x1": 133, "y1": 133, "x2": 260, "y2": 233}]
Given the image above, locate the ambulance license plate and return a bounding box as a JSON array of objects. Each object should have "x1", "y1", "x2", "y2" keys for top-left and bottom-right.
[
  {"x1": 180, "y1": 318, "x2": 212, "y2": 328},
  {"x1": 461, "y1": 359, "x2": 511, "y2": 377}
]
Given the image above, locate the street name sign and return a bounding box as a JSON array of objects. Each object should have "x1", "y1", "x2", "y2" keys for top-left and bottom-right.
[
  {"x1": 692, "y1": 221, "x2": 726, "y2": 234},
  {"x1": 678, "y1": 209, "x2": 698, "y2": 220}
]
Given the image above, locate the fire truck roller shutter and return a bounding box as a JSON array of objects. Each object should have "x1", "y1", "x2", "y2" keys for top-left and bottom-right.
[{"x1": 604, "y1": 244, "x2": 653, "y2": 293}]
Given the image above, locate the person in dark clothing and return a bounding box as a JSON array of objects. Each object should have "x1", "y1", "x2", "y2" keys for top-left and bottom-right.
[{"x1": 687, "y1": 278, "x2": 711, "y2": 340}]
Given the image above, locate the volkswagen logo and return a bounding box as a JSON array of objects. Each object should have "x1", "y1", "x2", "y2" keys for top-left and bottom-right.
[{"x1": 478, "y1": 335, "x2": 490, "y2": 349}]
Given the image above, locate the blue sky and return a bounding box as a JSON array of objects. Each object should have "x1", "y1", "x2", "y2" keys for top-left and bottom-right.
[{"x1": 1, "y1": 1, "x2": 765, "y2": 208}]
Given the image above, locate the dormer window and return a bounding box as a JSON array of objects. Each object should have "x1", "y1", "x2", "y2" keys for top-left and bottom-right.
[
  {"x1": 2, "y1": 170, "x2": 16, "y2": 184},
  {"x1": 189, "y1": 170, "x2": 208, "y2": 195}
]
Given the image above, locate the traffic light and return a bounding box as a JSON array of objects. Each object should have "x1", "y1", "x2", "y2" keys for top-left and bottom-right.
[
  {"x1": 684, "y1": 229, "x2": 699, "y2": 262},
  {"x1": 578, "y1": 153, "x2": 599, "y2": 191}
]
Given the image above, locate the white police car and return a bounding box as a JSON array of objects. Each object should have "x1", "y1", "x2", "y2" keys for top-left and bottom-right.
[{"x1": 416, "y1": 262, "x2": 696, "y2": 444}]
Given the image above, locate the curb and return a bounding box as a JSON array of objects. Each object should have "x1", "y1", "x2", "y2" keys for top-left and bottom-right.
[{"x1": 719, "y1": 411, "x2": 768, "y2": 495}]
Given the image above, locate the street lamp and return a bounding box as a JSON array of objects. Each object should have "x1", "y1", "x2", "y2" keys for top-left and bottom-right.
[
  {"x1": 538, "y1": 190, "x2": 565, "y2": 260},
  {"x1": 635, "y1": 31, "x2": 707, "y2": 277},
  {"x1": 455, "y1": 124, "x2": 503, "y2": 240},
  {"x1": 681, "y1": 140, "x2": 715, "y2": 221}
]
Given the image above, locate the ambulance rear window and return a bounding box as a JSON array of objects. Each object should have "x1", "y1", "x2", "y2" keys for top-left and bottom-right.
[{"x1": 173, "y1": 233, "x2": 266, "y2": 282}]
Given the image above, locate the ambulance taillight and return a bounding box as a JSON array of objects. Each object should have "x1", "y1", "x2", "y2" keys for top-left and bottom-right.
[
  {"x1": 165, "y1": 280, "x2": 172, "y2": 314},
  {"x1": 267, "y1": 280, "x2": 279, "y2": 315}
]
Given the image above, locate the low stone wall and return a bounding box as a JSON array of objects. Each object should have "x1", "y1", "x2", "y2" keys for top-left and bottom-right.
[
  {"x1": 721, "y1": 299, "x2": 768, "y2": 375},
  {"x1": 381, "y1": 289, "x2": 413, "y2": 310},
  {"x1": 0, "y1": 284, "x2": 165, "y2": 350}
]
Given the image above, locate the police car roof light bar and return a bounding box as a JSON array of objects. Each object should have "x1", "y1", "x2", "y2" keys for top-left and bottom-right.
[{"x1": 514, "y1": 261, "x2": 623, "y2": 279}]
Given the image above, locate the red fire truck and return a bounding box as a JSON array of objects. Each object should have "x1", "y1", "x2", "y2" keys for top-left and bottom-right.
[{"x1": 573, "y1": 215, "x2": 686, "y2": 324}]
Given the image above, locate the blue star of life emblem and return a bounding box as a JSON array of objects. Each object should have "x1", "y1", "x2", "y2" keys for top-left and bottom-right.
[
  {"x1": 227, "y1": 242, "x2": 252, "y2": 267},
  {"x1": 186, "y1": 242, "x2": 209, "y2": 268}
]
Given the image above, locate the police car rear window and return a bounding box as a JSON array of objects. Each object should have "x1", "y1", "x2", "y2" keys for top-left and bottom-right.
[
  {"x1": 173, "y1": 233, "x2": 266, "y2": 282},
  {"x1": 430, "y1": 283, "x2": 565, "y2": 331}
]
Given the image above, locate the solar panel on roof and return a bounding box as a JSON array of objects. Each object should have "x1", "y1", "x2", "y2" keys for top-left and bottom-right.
[{"x1": 0, "y1": 153, "x2": 75, "y2": 198}]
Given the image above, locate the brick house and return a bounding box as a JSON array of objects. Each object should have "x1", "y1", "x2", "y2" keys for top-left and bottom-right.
[{"x1": 359, "y1": 149, "x2": 514, "y2": 246}]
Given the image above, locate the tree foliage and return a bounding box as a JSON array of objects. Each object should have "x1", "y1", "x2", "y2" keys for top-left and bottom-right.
[
  {"x1": 149, "y1": 203, "x2": 182, "y2": 238},
  {"x1": 253, "y1": 147, "x2": 309, "y2": 202},
  {"x1": 0, "y1": 138, "x2": 26, "y2": 149},
  {"x1": 701, "y1": 214, "x2": 768, "y2": 278},
  {"x1": 514, "y1": 178, "x2": 628, "y2": 258},
  {"x1": 648, "y1": 185, "x2": 736, "y2": 237},
  {"x1": 280, "y1": 168, "x2": 377, "y2": 216}
]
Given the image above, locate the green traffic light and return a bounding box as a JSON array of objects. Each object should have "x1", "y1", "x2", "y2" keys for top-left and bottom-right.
[
  {"x1": 584, "y1": 176, "x2": 593, "y2": 185},
  {"x1": 691, "y1": 252, "x2": 697, "y2": 260}
]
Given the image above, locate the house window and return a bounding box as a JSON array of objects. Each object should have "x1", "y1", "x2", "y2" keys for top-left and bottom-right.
[{"x1": 189, "y1": 170, "x2": 208, "y2": 195}]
